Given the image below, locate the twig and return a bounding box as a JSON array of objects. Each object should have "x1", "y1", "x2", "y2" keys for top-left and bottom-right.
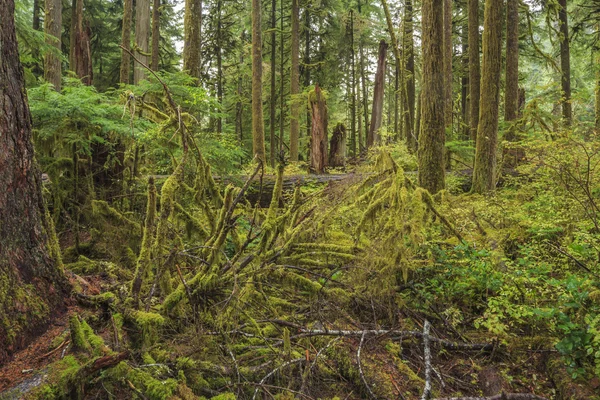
[
  {"x1": 433, "y1": 394, "x2": 549, "y2": 400},
  {"x1": 357, "y1": 330, "x2": 377, "y2": 399},
  {"x1": 39, "y1": 339, "x2": 70, "y2": 359},
  {"x1": 421, "y1": 320, "x2": 432, "y2": 400},
  {"x1": 252, "y1": 358, "x2": 305, "y2": 400}
]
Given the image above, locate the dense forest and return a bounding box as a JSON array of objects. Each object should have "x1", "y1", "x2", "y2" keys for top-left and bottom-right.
[{"x1": 2, "y1": 0, "x2": 600, "y2": 398}]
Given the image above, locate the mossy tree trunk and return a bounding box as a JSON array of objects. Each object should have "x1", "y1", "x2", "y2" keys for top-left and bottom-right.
[
  {"x1": 119, "y1": 0, "x2": 133, "y2": 84},
  {"x1": 558, "y1": 0, "x2": 572, "y2": 125},
  {"x1": 472, "y1": 0, "x2": 503, "y2": 193},
  {"x1": 350, "y1": 9, "x2": 357, "y2": 157},
  {"x1": 418, "y1": 0, "x2": 445, "y2": 194},
  {"x1": 252, "y1": 0, "x2": 266, "y2": 163},
  {"x1": 290, "y1": 0, "x2": 300, "y2": 161},
  {"x1": 504, "y1": 0, "x2": 519, "y2": 128},
  {"x1": 404, "y1": 0, "x2": 416, "y2": 151},
  {"x1": 151, "y1": 0, "x2": 160, "y2": 71},
  {"x1": 444, "y1": 0, "x2": 453, "y2": 136},
  {"x1": 310, "y1": 85, "x2": 328, "y2": 173},
  {"x1": 270, "y1": 0, "x2": 277, "y2": 167},
  {"x1": 468, "y1": 0, "x2": 480, "y2": 141},
  {"x1": 329, "y1": 122, "x2": 347, "y2": 167},
  {"x1": 596, "y1": 23, "x2": 600, "y2": 133},
  {"x1": 0, "y1": 0, "x2": 67, "y2": 365},
  {"x1": 368, "y1": 40, "x2": 388, "y2": 147},
  {"x1": 183, "y1": 0, "x2": 201, "y2": 81},
  {"x1": 134, "y1": 0, "x2": 151, "y2": 84},
  {"x1": 43, "y1": 0, "x2": 61, "y2": 91}
]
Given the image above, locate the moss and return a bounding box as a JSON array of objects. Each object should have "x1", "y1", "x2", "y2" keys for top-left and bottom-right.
[
  {"x1": 130, "y1": 310, "x2": 165, "y2": 348},
  {"x1": 210, "y1": 393, "x2": 236, "y2": 400},
  {"x1": 80, "y1": 319, "x2": 107, "y2": 355},
  {"x1": 70, "y1": 315, "x2": 92, "y2": 353}
]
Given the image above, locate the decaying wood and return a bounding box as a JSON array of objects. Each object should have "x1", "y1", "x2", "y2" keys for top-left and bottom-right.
[
  {"x1": 433, "y1": 394, "x2": 548, "y2": 400},
  {"x1": 310, "y1": 84, "x2": 328, "y2": 174}
]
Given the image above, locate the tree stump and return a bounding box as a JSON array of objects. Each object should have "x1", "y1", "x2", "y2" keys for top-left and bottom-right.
[
  {"x1": 329, "y1": 122, "x2": 346, "y2": 167},
  {"x1": 309, "y1": 84, "x2": 328, "y2": 174}
]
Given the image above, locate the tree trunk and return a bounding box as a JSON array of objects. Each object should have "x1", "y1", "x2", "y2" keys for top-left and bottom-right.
[
  {"x1": 472, "y1": 0, "x2": 503, "y2": 193},
  {"x1": 350, "y1": 9, "x2": 357, "y2": 157},
  {"x1": 151, "y1": 0, "x2": 160, "y2": 71},
  {"x1": 280, "y1": 0, "x2": 285, "y2": 155},
  {"x1": 368, "y1": 40, "x2": 388, "y2": 147},
  {"x1": 216, "y1": 0, "x2": 223, "y2": 134},
  {"x1": 461, "y1": 18, "x2": 469, "y2": 139},
  {"x1": 72, "y1": 0, "x2": 93, "y2": 85},
  {"x1": 310, "y1": 85, "x2": 328, "y2": 173},
  {"x1": 43, "y1": 0, "x2": 61, "y2": 91},
  {"x1": 504, "y1": 0, "x2": 519, "y2": 127},
  {"x1": 0, "y1": 0, "x2": 67, "y2": 365},
  {"x1": 304, "y1": 8, "x2": 311, "y2": 149},
  {"x1": 444, "y1": 0, "x2": 453, "y2": 130},
  {"x1": 329, "y1": 123, "x2": 346, "y2": 167},
  {"x1": 468, "y1": 0, "x2": 480, "y2": 141},
  {"x1": 270, "y1": 0, "x2": 277, "y2": 167},
  {"x1": 134, "y1": 0, "x2": 151, "y2": 84},
  {"x1": 252, "y1": 0, "x2": 266, "y2": 163},
  {"x1": 290, "y1": 0, "x2": 300, "y2": 161},
  {"x1": 358, "y1": 0, "x2": 368, "y2": 153},
  {"x1": 558, "y1": 0, "x2": 572, "y2": 125},
  {"x1": 119, "y1": 0, "x2": 133, "y2": 84},
  {"x1": 404, "y1": 0, "x2": 416, "y2": 151},
  {"x1": 418, "y1": 0, "x2": 445, "y2": 194},
  {"x1": 183, "y1": 0, "x2": 202, "y2": 81},
  {"x1": 596, "y1": 24, "x2": 600, "y2": 133}
]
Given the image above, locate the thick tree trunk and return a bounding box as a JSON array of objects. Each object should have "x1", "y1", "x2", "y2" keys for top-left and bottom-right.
[
  {"x1": 216, "y1": 0, "x2": 223, "y2": 134},
  {"x1": 290, "y1": 0, "x2": 300, "y2": 161},
  {"x1": 43, "y1": 0, "x2": 61, "y2": 91},
  {"x1": 350, "y1": 9, "x2": 357, "y2": 157},
  {"x1": 468, "y1": 0, "x2": 480, "y2": 141},
  {"x1": 329, "y1": 123, "x2": 346, "y2": 167},
  {"x1": 404, "y1": 0, "x2": 416, "y2": 151},
  {"x1": 368, "y1": 40, "x2": 388, "y2": 147},
  {"x1": 270, "y1": 0, "x2": 277, "y2": 167},
  {"x1": 310, "y1": 85, "x2": 328, "y2": 173},
  {"x1": 183, "y1": 0, "x2": 202, "y2": 80},
  {"x1": 72, "y1": 0, "x2": 93, "y2": 85},
  {"x1": 134, "y1": 0, "x2": 151, "y2": 84},
  {"x1": 504, "y1": 0, "x2": 519, "y2": 127},
  {"x1": 252, "y1": 0, "x2": 266, "y2": 163},
  {"x1": 119, "y1": 0, "x2": 133, "y2": 84},
  {"x1": 558, "y1": 0, "x2": 572, "y2": 125},
  {"x1": 472, "y1": 0, "x2": 503, "y2": 193},
  {"x1": 418, "y1": 0, "x2": 445, "y2": 194},
  {"x1": 151, "y1": 0, "x2": 160, "y2": 71},
  {"x1": 0, "y1": 0, "x2": 67, "y2": 365}
]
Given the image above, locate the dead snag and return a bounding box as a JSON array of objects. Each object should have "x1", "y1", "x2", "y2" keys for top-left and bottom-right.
[
  {"x1": 309, "y1": 84, "x2": 328, "y2": 174},
  {"x1": 329, "y1": 122, "x2": 347, "y2": 167}
]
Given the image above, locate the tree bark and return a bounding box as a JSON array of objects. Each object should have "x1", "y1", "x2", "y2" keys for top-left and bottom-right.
[
  {"x1": 558, "y1": 0, "x2": 572, "y2": 125},
  {"x1": 349, "y1": 9, "x2": 357, "y2": 157},
  {"x1": 43, "y1": 0, "x2": 61, "y2": 91},
  {"x1": 252, "y1": 0, "x2": 266, "y2": 163},
  {"x1": 329, "y1": 123, "x2": 346, "y2": 167},
  {"x1": 504, "y1": 0, "x2": 519, "y2": 127},
  {"x1": 444, "y1": 0, "x2": 453, "y2": 134},
  {"x1": 404, "y1": 0, "x2": 416, "y2": 151},
  {"x1": 368, "y1": 40, "x2": 388, "y2": 147},
  {"x1": 472, "y1": 0, "x2": 503, "y2": 193},
  {"x1": 418, "y1": 0, "x2": 445, "y2": 194},
  {"x1": 468, "y1": 0, "x2": 480, "y2": 141},
  {"x1": 183, "y1": 0, "x2": 202, "y2": 81},
  {"x1": 216, "y1": 0, "x2": 223, "y2": 133},
  {"x1": 119, "y1": 0, "x2": 133, "y2": 84},
  {"x1": 151, "y1": 0, "x2": 160, "y2": 71},
  {"x1": 72, "y1": 0, "x2": 93, "y2": 85},
  {"x1": 0, "y1": 0, "x2": 67, "y2": 365},
  {"x1": 290, "y1": 0, "x2": 300, "y2": 161},
  {"x1": 270, "y1": 0, "x2": 277, "y2": 167},
  {"x1": 310, "y1": 85, "x2": 328, "y2": 173},
  {"x1": 134, "y1": 0, "x2": 151, "y2": 84},
  {"x1": 596, "y1": 24, "x2": 600, "y2": 133}
]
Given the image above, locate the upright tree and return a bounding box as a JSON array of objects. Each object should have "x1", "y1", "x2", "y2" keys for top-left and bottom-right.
[
  {"x1": 252, "y1": 0, "x2": 266, "y2": 163},
  {"x1": 183, "y1": 0, "x2": 202, "y2": 80},
  {"x1": 151, "y1": 0, "x2": 160, "y2": 71},
  {"x1": 71, "y1": 0, "x2": 93, "y2": 85},
  {"x1": 504, "y1": 0, "x2": 519, "y2": 138},
  {"x1": 472, "y1": 0, "x2": 503, "y2": 193},
  {"x1": 290, "y1": 0, "x2": 300, "y2": 161},
  {"x1": 404, "y1": 0, "x2": 416, "y2": 151},
  {"x1": 119, "y1": 0, "x2": 133, "y2": 83},
  {"x1": 309, "y1": 84, "x2": 328, "y2": 173},
  {"x1": 270, "y1": 0, "x2": 277, "y2": 167},
  {"x1": 468, "y1": 0, "x2": 480, "y2": 140},
  {"x1": 444, "y1": 0, "x2": 453, "y2": 133},
  {"x1": 558, "y1": 0, "x2": 572, "y2": 125},
  {"x1": 1, "y1": 0, "x2": 67, "y2": 364},
  {"x1": 368, "y1": 40, "x2": 388, "y2": 147},
  {"x1": 418, "y1": 0, "x2": 445, "y2": 193},
  {"x1": 134, "y1": 0, "x2": 151, "y2": 84},
  {"x1": 43, "y1": 0, "x2": 61, "y2": 90}
]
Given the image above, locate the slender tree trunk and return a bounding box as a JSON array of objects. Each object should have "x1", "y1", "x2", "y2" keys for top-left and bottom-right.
[
  {"x1": 359, "y1": 45, "x2": 369, "y2": 151},
  {"x1": 444, "y1": 0, "x2": 453, "y2": 131},
  {"x1": 558, "y1": 0, "x2": 572, "y2": 125},
  {"x1": 72, "y1": 0, "x2": 92, "y2": 85},
  {"x1": 461, "y1": 17, "x2": 469, "y2": 139},
  {"x1": 472, "y1": 0, "x2": 503, "y2": 193},
  {"x1": 151, "y1": 0, "x2": 160, "y2": 71},
  {"x1": 0, "y1": 0, "x2": 67, "y2": 365},
  {"x1": 44, "y1": 0, "x2": 61, "y2": 90},
  {"x1": 280, "y1": 0, "x2": 285, "y2": 155},
  {"x1": 119, "y1": 0, "x2": 133, "y2": 84},
  {"x1": 216, "y1": 0, "x2": 223, "y2": 133},
  {"x1": 350, "y1": 9, "x2": 357, "y2": 157},
  {"x1": 596, "y1": 24, "x2": 600, "y2": 132},
  {"x1": 304, "y1": 8, "x2": 311, "y2": 147},
  {"x1": 252, "y1": 0, "x2": 266, "y2": 163},
  {"x1": 183, "y1": 0, "x2": 202, "y2": 80},
  {"x1": 468, "y1": 0, "x2": 480, "y2": 141},
  {"x1": 505, "y1": 0, "x2": 519, "y2": 128},
  {"x1": 270, "y1": 0, "x2": 277, "y2": 167},
  {"x1": 310, "y1": 85, "x2": 328, "y2": 173},
  {"x1": 236, "y1": 37, "x2": 244, "y2": 145},
  {"x1": 368, "y1": 40, "x2": 388, "y2": 147},
  {"x1": 415, "y1": 90, "x2": 422, "y2": 145},
  {"x1": 404, "y1": 0, "x2": 416, "y2": 151},
  {"x1": 329, "y1": 123, "x2": 346, "y2": 167},
  {"x1": 33, "y1": 0, "x2": 41, "y2": 30},
  {"x1": 69, "y1": 0, "x2": 76, "y2": 69},
  {"x1": 419, "y1": 0, "x2": 445, "y2": 193},
  {"x1": 290, "y1": 0, "x2": 300, "y2": 161},
  {"x1": 134, "y1": 0, "x2": 151, "y2": 84}
]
